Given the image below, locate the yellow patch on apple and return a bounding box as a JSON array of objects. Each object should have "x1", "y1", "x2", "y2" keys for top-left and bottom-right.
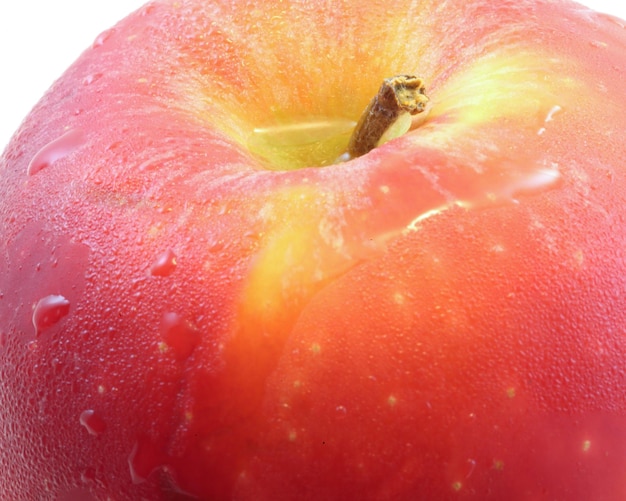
[{"x1": 423, "y1": 50, "x2": 585, "y2": 145}]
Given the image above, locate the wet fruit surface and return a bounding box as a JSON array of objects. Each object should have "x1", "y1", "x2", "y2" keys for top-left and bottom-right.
[{"x1": 2, "y1": 0, "x2": 626, "y2": 499}]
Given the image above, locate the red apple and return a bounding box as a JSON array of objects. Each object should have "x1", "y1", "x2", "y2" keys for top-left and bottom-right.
[{"x1": 2, "y1": 0, "x2": 626, "y2": 499}]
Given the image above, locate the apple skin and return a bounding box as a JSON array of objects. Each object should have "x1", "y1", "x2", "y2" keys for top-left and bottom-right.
[{"x1": 2, "y1": 0, "x2": 626, "y2": 499}]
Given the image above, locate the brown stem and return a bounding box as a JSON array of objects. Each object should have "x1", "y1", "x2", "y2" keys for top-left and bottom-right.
[{"x1": 347, "y1": 75, "x2": 429, "y2": 158}]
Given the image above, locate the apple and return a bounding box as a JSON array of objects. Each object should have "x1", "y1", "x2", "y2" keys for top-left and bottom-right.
[{"x1": 2, "y1": 0, "x2": 626, "y2": 499}]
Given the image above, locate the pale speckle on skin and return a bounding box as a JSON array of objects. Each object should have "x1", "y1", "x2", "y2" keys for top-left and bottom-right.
[
  {"x1": 493, "y1": 459, "x2": 505, "y2": 471},
  {"x1": 288, "y1": 430, "x2": 297, "y2": 442},
  {"x1": 506, "y1": 387, "x2": 516, "y2": 398},
  {"x1": 311, "y1": 343, "x2": 321, "y2": 355},
  {"x1": 582, "y1": 440, "x2": 591, "y2": 452},
  {"x1": 393, "y1": 292, "x2": 405, "y2": 305},
  {"x1": 318, "y1": 215, "x2": 346, "y2": 255},
  {"x1": 486, "y1": 192, "x2": 498, "y2": 203},
  {"x1": 573, "y1": 249, "x2": 584, "y2": 267},
  {"x1": 388, "y1": 395, "x2": 398, "y2": 407}
]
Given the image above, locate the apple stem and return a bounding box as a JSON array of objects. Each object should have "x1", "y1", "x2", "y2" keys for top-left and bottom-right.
[{"x1": 347, "y1": 75, "x2": 429, "y2": 158}]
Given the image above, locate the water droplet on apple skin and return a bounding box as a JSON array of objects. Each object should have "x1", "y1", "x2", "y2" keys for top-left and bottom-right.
[
  {"x1": 150, "y1": 249, "x2": 177, "y2": 277},
  {"x1": 511, "y1": 166, "x2": 562, "y2": 199},
  {"x1": 79, "y1": 409, "x2": 106, "y2": 436},
  {"x1": 384, "y1": 143, "x2": 564, "y2": 237},
  {"x1": 92, "y1": 28, "x2": 115, "y2": 48},
  {"x1": 80, "y1": 466, "x2": 108, "y2": 491},
  {"x1": 128, "y1": 438, "x2": 166, "y2": 484},
  {"x1": 537, "y1": 105, "x2": 562, "y2": 136},
  {"x1": 161, "y1": 312, "x2": 200, "y2": 361},
  {"x1": 140, "y1": 3, "x2": 157, "y2": 16},
  {"x1": 27, "y1": 129, "x2": 85, "y2": 175},
  {"x1": 32, "y1": 294, "x2": 70, "y2": 336},
  {"x1": 82, "y1": 73, "x2": 103, "y2": 86},
  {"x1": 81, "y1": 467, "x2": 97, "y2": 484},
  {"x1": 589, "y1": 40, "x2": 607, "y2": 49}
]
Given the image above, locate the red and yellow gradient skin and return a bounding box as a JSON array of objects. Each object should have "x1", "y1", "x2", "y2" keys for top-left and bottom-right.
[{"x1": 2, "y1": 0, "x2": 626, "y2": 499}]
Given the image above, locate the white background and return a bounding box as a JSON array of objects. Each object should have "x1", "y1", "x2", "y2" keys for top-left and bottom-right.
[{"x1": 1, "y1": 0, "x2": 625, "y2": 151}]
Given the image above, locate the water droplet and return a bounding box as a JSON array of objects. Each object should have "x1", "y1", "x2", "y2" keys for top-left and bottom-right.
[
  {"x1": 27, "y1": 129, "x2": 85, "y2": 175},
  {"x1": 79, "y1": 409, "x2": 106, "y2": 436},
  {"x1": 140, "y1": 3, "x2": 157, "y2": 16},
  {"x1": 50, "y1": 357, "x2": 62, "y2": 374},
  {"x1": 335, "y1": 405, "x2": 348, "y2": 418},
  {"x1": 589, "y1": 40, "x2": 608, "y2": 49},
  {"x1": 537, "y1": 105, "x2": 562, "y2": 135},
  {"x1": 544, "y1": 105, "x2": 562, "y2": 123},
  {"x1": 81, "y1": 467, "x2": 96, "y2": 484},
  {"x1": 501, "y1": 165, "x2": 562, "y2": 200},
  {"x1": 92, "y1": 28, "x2": 115, "y2": 48},
  {"x1": 404, "y1": 162, "x2": 562, "y2": 234},
  {"x1": 79, "y1": 467, "x2": 107, "y2": 490},
  {"x1": 82, "y1": 73, "x2": 103, "y2": 86},
  {"x1": 161, "y1": 466, "x2": 197, "y2": 497},
  {"x1": 150, "y1": 249, "x2": 177, "y2": 277},
  {"x1": 128, "y1": 438, "x2": 165, "y2": 484},
  {"x1": 208, "y1": 238, "x2": 225, "y2": 252},
  {"x1": 32, "y1": 294, "x2": 70, "y2": 336},
  {"x1": 161, "y1": 312, "x2": 200, "y2": 361}
]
